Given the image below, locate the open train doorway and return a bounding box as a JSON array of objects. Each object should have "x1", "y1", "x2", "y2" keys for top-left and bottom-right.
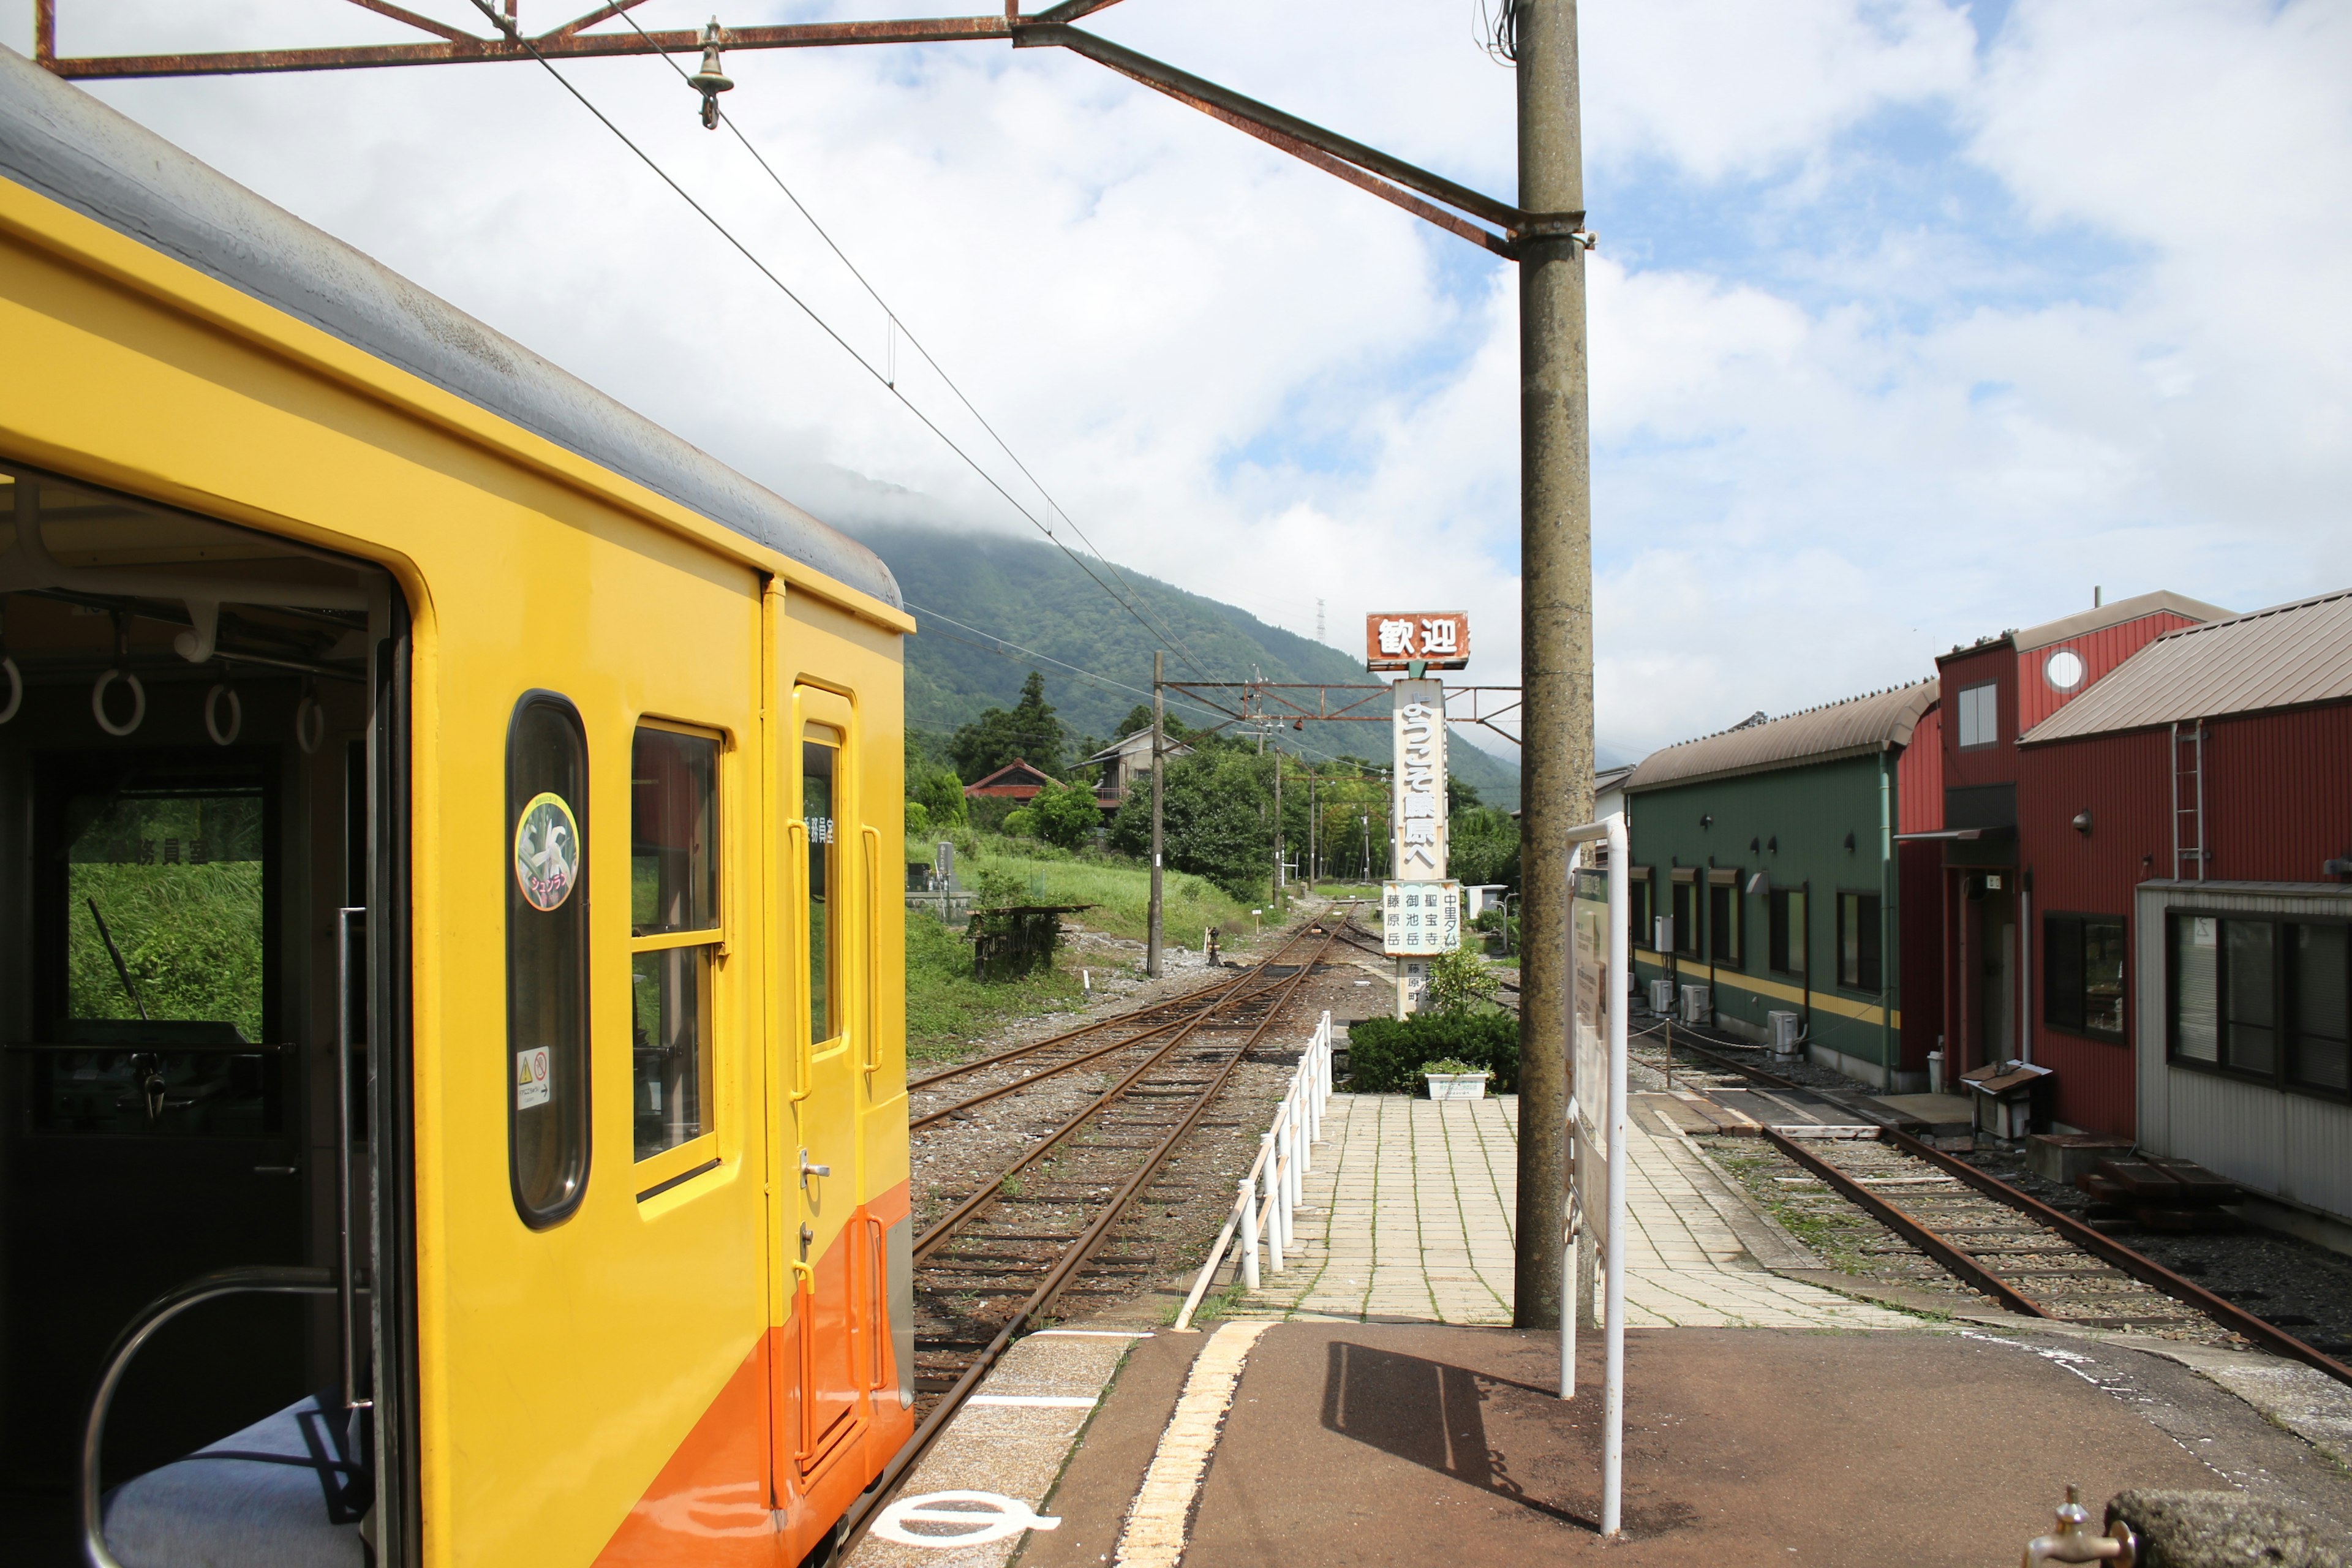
[{"x1": 0, "y1": 464, "x2": 413, "y2": 1566}]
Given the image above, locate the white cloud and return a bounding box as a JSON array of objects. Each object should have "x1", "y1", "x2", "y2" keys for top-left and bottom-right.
[{"x1": 23, "y1": 0, "x2": 2351, "y2": 761}]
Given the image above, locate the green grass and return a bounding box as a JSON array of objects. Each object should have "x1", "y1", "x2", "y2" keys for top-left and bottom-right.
[
  {"x1": 904, "y1": 906, "x2": 1086, "y2": 1061},
  {"x1": 69, "y1": 862, "x2": 265, "y2": 1041},
  {"x1": 908, "y1": 832, "x2": 1255, "y2": 948}
]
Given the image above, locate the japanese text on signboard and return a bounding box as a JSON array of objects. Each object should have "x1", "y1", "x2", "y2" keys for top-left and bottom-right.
[
  {"x1": 1365, "y1": 612, "x2": 1470, "y2": 671},
  {"x1": 1392, "y1": 679, "x2": 1447, "y2": 878},
  {"x1": 1382, "y1": 880, "x2": 1462, "y2": 956}
]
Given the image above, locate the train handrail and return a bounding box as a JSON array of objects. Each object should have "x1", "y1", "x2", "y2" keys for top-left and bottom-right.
[{"x1": 80, "y1": 1265, "x2": 350, "y2": 1568}]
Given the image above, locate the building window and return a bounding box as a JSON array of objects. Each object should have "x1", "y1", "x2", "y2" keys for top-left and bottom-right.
[
  {"x1": 630, "y1": 724, "x2": 721, "y2": 1163},
  {"x1": 1838, "y1": 892, "x2": 1882, "y2": 992},
  {"x1": 2043, "y1": 914, "x2": 2126, "y2": 1042},
  {"x1": 1630, "y1": 869, "x2": 1654, "y2": 951},
  {"x1": 1956, "y1": 682, "x2": 1999, "y2": 748},
  {"x1": 508, "y1": 692, "x2": 590, "y2": 1228},
  {"x1": 1670, "y1": 872, "x2": 1698, "y2": 959},
  {"x1": 2172, "y1": 913, "x2": 2352, "y2": 1099},
  {"x1": 1768, "y1": 888, "x2": 1806, "y2": 977},
  {"x1": 2291, "y1": 924, "x2": 2350, "y2": 1093},
  {"x1": 1708, "y1": 873, "x2": 1742, "y2": 968}
]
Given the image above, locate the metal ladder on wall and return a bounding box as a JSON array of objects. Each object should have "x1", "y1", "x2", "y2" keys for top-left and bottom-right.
[{"x1": 2169, "y1": 719, "x2": 2206, "y2": 880}]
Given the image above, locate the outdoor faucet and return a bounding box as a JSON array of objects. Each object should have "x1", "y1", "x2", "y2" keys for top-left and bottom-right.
[{"x1": 2022, "y1": 1487, "x2": 2136, "y2": 1568}]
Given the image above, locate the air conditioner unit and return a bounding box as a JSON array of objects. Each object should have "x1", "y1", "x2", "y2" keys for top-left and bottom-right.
[
  {"x1": 1679, "y1": 984, "x2": 1711, "y2": 1026},
  {"x1": 1767, "y1": 1011, "x2": 1803, "y2": 1057},
  {"x1": 1649, "y1": 978, "x2": 1676, "y2": 1015}
]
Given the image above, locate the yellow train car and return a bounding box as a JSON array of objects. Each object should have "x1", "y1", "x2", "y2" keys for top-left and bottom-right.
[{"x1": 0, "y1": 47, "x2": 913, "y2": 1567}]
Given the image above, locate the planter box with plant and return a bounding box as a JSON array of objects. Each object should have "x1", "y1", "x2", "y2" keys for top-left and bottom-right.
[{"x1": 1420, "y1": 1058, "x2": 1491, "y2": 1101}]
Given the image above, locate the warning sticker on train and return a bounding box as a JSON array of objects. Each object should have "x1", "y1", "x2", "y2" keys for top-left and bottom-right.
[
  {"x1": 513, "y1": 791, "x2": 581, "y2": 911},
  {"x1": 516, "y1": 1047, "x2": 551, "y2": 1110}
]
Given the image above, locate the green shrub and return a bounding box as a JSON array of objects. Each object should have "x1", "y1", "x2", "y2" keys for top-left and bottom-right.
[
  {"x1": 1344, "y1": 1012, "x2": 1520, "y2": 1095},
  {"x1": 1424, "y1": 948, "x2": 1500, "y2": 1014},
  {"x1": 905, "y1": 801, "x2": 933, "y2": 837},
  {"x1": 1001, "y1": 807, "x2": 1037, "y2": 839}
]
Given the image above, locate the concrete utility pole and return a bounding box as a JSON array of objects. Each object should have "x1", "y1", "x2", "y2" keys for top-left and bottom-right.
[
  {"x1": 1148, "y1": 649, "x2": 1165, "y2": 977},
  {"x1": 1271, "y1": 744, "x2": 1284, "y2": 914},
  {"x1": 1513, "y1": 0, "x2": 1594, "y2": 1333}
]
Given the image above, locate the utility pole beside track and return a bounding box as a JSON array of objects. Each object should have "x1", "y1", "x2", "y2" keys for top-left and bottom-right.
[
  {"x1": 1513, "y1": 0, "x2": 1594, "y2": 1333},
  {"x1": 1148, "y1": 648, "x2": 1164, "y2": 978}
]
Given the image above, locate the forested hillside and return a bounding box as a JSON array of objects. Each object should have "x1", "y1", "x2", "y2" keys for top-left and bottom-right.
[{"x1": 850, "y1": 522, "x2": 1524, "y2": 810}]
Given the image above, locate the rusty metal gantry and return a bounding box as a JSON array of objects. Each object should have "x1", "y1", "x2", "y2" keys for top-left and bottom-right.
[
  {"x1": 31, "y1": 0, "x2": 1580, "y2": 262},
  {"x1": 1163, "y1": 680, "x2": 1523, "y2": 752}
]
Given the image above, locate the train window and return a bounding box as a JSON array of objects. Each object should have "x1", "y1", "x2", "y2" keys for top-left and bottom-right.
[
  {"x1": 62, "y1": 782, "x2": 266, "y2": 1041},
  {"x1": 631, "y1": 725, "x2": 719, "y2": 1161},
  {"x1": 804, "y1": 731, "x2": 842, "y2": 1046},
  {"x1": 508, "y1": 693, "x2": 590, "y2": 1228}
]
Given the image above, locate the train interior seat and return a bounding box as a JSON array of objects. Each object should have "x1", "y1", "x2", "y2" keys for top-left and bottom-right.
[
  {"x1": 98, "y1": 1393, "x2": 369, "y2": 1567},
  {"x1": 0, "y1": 467, "x2": 387, "y2": 1564}
]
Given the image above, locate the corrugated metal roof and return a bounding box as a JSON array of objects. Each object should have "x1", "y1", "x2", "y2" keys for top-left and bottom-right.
[
  {"x1": 2021, "y1": 587, "x2": 2352, "y2": 743},
  {"x1": 1625, "y1": 680, "x2": 1939, "y2": 792},
  {"x1": 1940, "y1": 590, "x2": 2233, "y2": 660},
  {"x1": 2011, "y1": 590, "x2": 2231, "y2": 653},
  {"x1": 0, "y1": 48, "x2": 900, "y2": 609}
]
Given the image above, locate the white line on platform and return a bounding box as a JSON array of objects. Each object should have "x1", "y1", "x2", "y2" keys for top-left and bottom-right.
[
  {"x1": 1113, "y1": 1319, "x2": 1271, "y2": 1568},
  {"x1": 1028, "y1": 1329, "x2": 1156, "y2": 1338},
  {"x1": 967, "y1": 1394, "x2": 1100, "y2": 1408}
]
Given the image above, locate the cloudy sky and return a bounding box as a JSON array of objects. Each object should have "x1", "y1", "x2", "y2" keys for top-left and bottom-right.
[{"x1": 31, "y1": 0, "x2": 2351, "y2": 760}]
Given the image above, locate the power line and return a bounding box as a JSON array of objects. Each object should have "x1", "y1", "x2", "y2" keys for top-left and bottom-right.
[
  {"x1": 903, "y1": 603, "x2": 1227, "y2": 728},
  {"x1": 589, "y1": 4, "x2": 1220, "y2": 682},
  {"x1": 903, "y1": 599, "x2": 1393, "y2": 778}
]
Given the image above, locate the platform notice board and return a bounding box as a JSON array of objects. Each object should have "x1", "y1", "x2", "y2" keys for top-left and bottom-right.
[{"x1": 1562, "y1": 816, "x2": 1629, "y2": 1537}]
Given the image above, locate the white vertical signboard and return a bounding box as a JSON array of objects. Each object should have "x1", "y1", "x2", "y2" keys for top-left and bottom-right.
[
  {"x1": 1390, "y1": 678, "x2": 1449, "y2": 881},
  {"x1": 1382, "y1": 678, "x2": 1457, "y2": 1012}
]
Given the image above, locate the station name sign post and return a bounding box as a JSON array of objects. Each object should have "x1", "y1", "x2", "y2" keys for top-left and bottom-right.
[{"x1": 1370, "y1": 614, "x2": 1470, "y2": 1017}]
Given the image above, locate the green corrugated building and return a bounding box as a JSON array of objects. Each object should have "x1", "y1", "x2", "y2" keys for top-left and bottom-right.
[{"x1": 1625, "y1": 680, "x2": 1945, "y2": 1092}]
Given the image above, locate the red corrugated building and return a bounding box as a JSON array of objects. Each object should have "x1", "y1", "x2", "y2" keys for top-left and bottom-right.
[
  {"x1": 2015, "y1": 589, "x2": 2352, "y2": 1234},
  {"x1": 1905, "y1": 591, "x2": 2231, "y2": 1131}
]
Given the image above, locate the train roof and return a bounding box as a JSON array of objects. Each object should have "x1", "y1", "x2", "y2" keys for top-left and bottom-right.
[{"x1": 0, "y1": 47, "x2": 901, "y2": 611}]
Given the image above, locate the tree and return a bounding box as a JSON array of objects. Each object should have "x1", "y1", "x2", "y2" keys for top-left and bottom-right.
[
  {"x1": 911, "y1": 767, "x2": 968, "y2": 829},
  {"x1": 948, "y1": 670, "x2": 1065, "y2": 782},
  {"x1": 1107, "y1": 748, "x2": 1272, "y2": 900},
  {"x1": 1450, "y1": 805, "x2": 1521, "y2": 889},
  {"x1": 1030, "y1": 777, "x2": 1103, "y2": 850}
]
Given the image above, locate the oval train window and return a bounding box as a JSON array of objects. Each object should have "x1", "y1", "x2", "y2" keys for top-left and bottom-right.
[{"x1": 508, "y1": 691, "x2": 591, "y2": 1227}]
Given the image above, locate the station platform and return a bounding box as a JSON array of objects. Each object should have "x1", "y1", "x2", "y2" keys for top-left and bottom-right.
[
  {"x1": 848, "y1": 1088, "x2": 2352, "y2": 1566},
  {"x1": 1237, "y1": 1094, "x2": 1910, "y2": 1330}
]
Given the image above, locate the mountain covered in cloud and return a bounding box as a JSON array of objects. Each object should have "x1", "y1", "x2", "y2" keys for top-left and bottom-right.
[{"x1": 845, "y1": 521, "x2": 1533, "y2": 810}]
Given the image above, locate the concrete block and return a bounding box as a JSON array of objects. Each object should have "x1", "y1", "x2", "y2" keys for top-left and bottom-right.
[
  {"x1": 2106, "y1": 1489, "x2": 2350, "y2": 1568},
  {"x1": 2027, "y1": 1133, "x2": 2134, "y2": 1187}
]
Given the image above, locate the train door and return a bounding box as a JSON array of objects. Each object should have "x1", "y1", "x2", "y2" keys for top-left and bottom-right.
[
  {"x1": 775, "y1": 677, "x2": 872, "y2": 1488},
  {"x1": 0, "y1": 466, "x2": 415, "y2": 1566}
]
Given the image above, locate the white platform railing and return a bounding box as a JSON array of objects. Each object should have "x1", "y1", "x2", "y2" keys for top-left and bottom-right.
[{"x1": 1171, "y1": 1009, "x2": 1333, "y2": 1332}]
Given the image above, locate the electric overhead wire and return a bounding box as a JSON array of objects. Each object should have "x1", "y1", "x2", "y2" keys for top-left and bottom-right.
[
  {"x1": 900, "y1": 601, "x2": 1227, "y2": 725},
  {"x1": 457, "y1": 13, "x2": 1409, "y2": 791},
  {"x1": 907, "y1": 598, "x2": 1394, "y2": 786},
  {"x1": 591, "y1": 2, "x2": 1220, "y2": 682}
]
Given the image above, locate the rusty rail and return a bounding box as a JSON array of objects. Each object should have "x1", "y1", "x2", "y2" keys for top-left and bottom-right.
[
  {"x1": 1663, "y1": 1031, "x2": 2352, "y2": 1390},
  {"x1": 1758, "y1": 1126, "x2": 2048, "y2": 1318},
  {"x1": 843, "y1": 915, "x2": 1345, "y2": 1552}
]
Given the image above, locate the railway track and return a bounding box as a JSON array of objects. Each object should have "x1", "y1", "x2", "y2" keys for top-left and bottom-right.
[
  {"x1": 1634, "y1": 1030, "x2": 2352, "y2": 1387},
  {"x1": 906, "y1": 953, "x2": 1310, "y2": 1130},
  {"x1": 839, "y1": 910, "x2": 1353, "y2": 1545}
]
